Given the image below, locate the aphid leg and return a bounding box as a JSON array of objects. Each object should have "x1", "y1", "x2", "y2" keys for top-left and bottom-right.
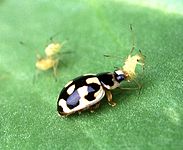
[
  {"x1": 133, "y1": 79, "x2": 142, "y2": 89},
  {"x1": 138, "y1": 50, "x2": 145, "y2": 69},
  {"x1": 118, "y1": 87, "x2": 139, "y2": 91},
  {"x1": 33, "y1": 73, "x2": 36, "y2": 84},
  {"x1": 33, "y1": 68, "x2": 40, "y2": 84},
  {"x1": 105, "y1": 90, "x2": 116, "y2": 107},
  {"x1": 122, "y1": 79, "x2": 142, "y2": 91},
  {"x1": 36, "y1": 53, "x2": 41, "y2": 60},
  {"x1": 53, "y1": 60, "x2": 59, "y2": 81},
  {"x1": 33, "y1": 52, "x2": 42, "y2": 83},
  {"x1": 118, "y1": 79, "x2": 142, "y2": 94},
  {"x1": 138, "y1": 62, "x2": 144, "y2": 68},
  {"x1": 89, "y1": 102, "x2": 101, "y2": 113},
  {"x1": 132, "y1": 79, "x2": 142, "y2": 94},
  {"x1": 59, "y1": 59, "x2": 66, "y2": 66},
  {"x1": 56, "y1": 53, "x2": 67, "y2": 67}
]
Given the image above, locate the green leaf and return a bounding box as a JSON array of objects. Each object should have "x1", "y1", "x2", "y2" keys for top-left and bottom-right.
[{"x1": 0, "y1": 0, "x2": 183, "y2": 150}]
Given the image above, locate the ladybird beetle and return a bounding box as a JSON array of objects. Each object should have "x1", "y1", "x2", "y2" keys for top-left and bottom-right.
[
  {"x1": 57, "y1": 25, "x2": 145, "y2": 116},
  {"x1": 57, "y1": 50, "x2": 144, "y2": 116}
]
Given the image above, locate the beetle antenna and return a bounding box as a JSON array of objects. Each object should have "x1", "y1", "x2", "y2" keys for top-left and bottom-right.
[{"x1": 129, "y1": 24, "x2": 135, "y2": 55}]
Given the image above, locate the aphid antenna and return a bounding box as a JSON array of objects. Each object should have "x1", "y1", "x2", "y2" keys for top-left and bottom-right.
[
  {"x1": 113, "y1": 66, "x2": 119, "y2": 70},
  {"x1": 49, "y1": 31, "x2": 69, "y2": 43},
  {"x1": 104, "y1": 54, "x2": 123, "y2": 60},
  {"x1": 62, "y1": 50, "x2": 73, "y2": 55},
  {"x1": 19, "y1": 41, "x2": 35, "y2": 50},
  {"x1": 129, "y1": 24, "x2": 135, "y2": 55},
  {"x1": 19, "y1": 41, "x2": 39, "y2": 56},
  {"x1": 49, "y1": 31, "x2": 62, "y2": 42}
]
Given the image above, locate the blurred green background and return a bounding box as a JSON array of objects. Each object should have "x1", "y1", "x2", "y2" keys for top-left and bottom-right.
[{"x1": 0, "y1": 0, "x2": 183, "y2": 149}]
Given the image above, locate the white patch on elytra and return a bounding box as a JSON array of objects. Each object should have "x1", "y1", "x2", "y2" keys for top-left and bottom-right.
[
  {"x1": 86, "y1": 77, "x2": 100, "y2": 84},
  {"x1": 59, "y1": 99, "x2": 71, "y2": 113},
  {"x1": 67, "y1": 84, "x2": 75, "y2": 95},
  {"x1": 94, "y1": 86, "x2": 103, "y2": 98},
  {"x1": 77, "y1": 86, "x2": 88, "y2": 97}
]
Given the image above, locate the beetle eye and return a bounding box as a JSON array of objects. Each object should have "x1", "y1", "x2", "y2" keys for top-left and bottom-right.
[
  {"x1": 116, "y1": 75, "x2": 125, "y2": 82},
  {"x1": 114, "y1": 70, "x2": 125, "y2": 82},
  {"x1": 137, "y1": 59, "x2": 139, "y2": 62}
]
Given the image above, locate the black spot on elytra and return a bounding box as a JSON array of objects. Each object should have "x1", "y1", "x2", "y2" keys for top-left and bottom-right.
[
  {"x1": 58, "y1": 87, "x2": 69, "y2": 101},
  {"x1": 57, "y1": 105, "x2": 64, "y2": 114},
  {"x1": 85, "y1": 83, "x2": 100, "y2": 101},
  {"x1": 73, "y1": 75, "x2": 96, "y2": 89},
  {"x1": 97, "y1": 72, "x2": 114, "y2": 87},
  {"x1": 66, "y1": 90, "x2": 80, "y2": 109}
]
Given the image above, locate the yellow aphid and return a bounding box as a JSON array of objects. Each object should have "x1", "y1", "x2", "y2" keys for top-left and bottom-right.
[
  {"x1": 34, "y1": 40, "x2": 67, "y2": 80},
  {"x1": 45, "y1": 41, "x2": 67, "y2": 57},
  {"x1": 120, "y1": 25, "x2": 145, "y2": 82},
  {"x1": 36, "y1": 57, "x2": 58, "y2": 71},
  {"x1": 122, "y1": 51, "x2": 144, "y2": 80},
  {"x1": 45, "y1": 43, "x2": 61, "y2": 57},
  {"x1": 104, "y1": 25, "x2": 145, "y2": 89}
]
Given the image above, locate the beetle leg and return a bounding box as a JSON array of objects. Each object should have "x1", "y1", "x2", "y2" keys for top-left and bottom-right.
[
  {"x1": 78, "y1": 108, "x2": 88, "y2": 115},
  {"x1": 105, "y1": 90, "x2": 116, "y2": 107},
  {"x1": 89, "y1": 102, "x2": 101, "y2": 113},
  {"x1": 60, "y1": 112, "x2": 72, "y2": 117},
  {"x1": 78, "y1": 110, "x2": 82, "y2": 115}
]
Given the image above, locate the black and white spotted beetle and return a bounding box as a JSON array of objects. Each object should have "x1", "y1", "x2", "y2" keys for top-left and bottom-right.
[
  {"x1": 57, "y1": 25, "x2": 145, "y2": 116},
  {"x1": 57, "y1": 50, "x2": 144, "y2": 116},
  {"x1": 57, "y1": 70, "x2": 123, "y2": 116}
]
